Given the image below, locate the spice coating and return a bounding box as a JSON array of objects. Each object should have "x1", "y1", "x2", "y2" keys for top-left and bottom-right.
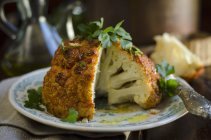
[{"x1": 42, "y1": 39, "x2": 100, "y2": 120}]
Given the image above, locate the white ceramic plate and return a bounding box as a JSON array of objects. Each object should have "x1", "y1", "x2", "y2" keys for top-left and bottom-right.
[{"x1": 9, "y1": 68, "x2": 187, "y2": 132}]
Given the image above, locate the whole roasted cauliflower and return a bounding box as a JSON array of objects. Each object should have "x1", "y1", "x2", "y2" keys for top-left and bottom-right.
[{"x1": 42, "y1": 19, "x2": 161, "y2": 120}]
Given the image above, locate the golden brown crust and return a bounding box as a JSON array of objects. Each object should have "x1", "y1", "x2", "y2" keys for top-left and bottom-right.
[
  {"x1": 42, "y1": 39, "x2": 100, "y2": 120},
  {"x1": 134, "y1": 55, "x2": 161, "y2": 108}
]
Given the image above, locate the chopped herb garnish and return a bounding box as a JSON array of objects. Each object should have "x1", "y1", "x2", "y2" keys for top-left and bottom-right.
[
  {"x1": 78, "y1": 61, "x2": 87, "y2": 68},
  {"x1": 61, "y1": 40, "x2": 66, "y2": 51},
  {"x1": 156, "y1": 61, "x2": 179, "y2": 97},
  {"x1": 62, "y1": 108, "x2": 78, "y2": 123},
  {"x1": 77, "y1": 18, "x2": 142, "y2": 55},
  {"x1": 128, "y1": 46, "x2": 143, "y2": 56},
  {"x1": 24, "y1": 87, "x2": 44, "y2": 111},
  {"x1": 78, "y1": 18, "x2": 104, "y2": 40}
]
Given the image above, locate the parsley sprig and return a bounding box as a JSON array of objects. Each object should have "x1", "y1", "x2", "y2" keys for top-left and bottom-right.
[
  {"x1": 128, "y1": 46, "x2": 143, "y2": 56},
  {"x1": 78, "y1": 18, "x2": 104, "y2": 40},
  {"x1": 78, "y1": 18, "x2": 141, "y2": 55},
  {"x1": 62, "y1": 108, "x2": 78, "y2": 123},
  {"x1": 24, "y1": 87, "x2": 44, "y2": 111},
  {"x1": 156, "y1": 61, "x2": 179, "y2": 97},
  {"x1": 24, "y1": 87, "x2": 79, "y2": 123}
]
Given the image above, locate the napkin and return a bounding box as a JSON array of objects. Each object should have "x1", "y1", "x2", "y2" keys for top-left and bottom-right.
[{"x1": 0, "y1": 77, "x2": 128, "y2": 140}]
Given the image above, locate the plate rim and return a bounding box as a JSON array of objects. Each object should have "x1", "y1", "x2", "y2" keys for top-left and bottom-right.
[{"x1": 8, "y1": 68, "x2": 188, "y2": 132}]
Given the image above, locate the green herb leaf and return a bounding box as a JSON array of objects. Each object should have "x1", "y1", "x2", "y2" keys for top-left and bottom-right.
[
  {"x1": 120, "y1": 39, "x2": 133, "y2": 49},
  {"x1": 77, "y1": 24, "x2": 89, "y2": 35},
  {"x1": 37, "y1": 86, "x2": 42, "y2": 94},
  {"x1": 62, "y1": 108, "x2": 78, "y2": 123},
  {"x1": 77, "y1": 18, "x2": 104, "y2": 39},
  {"x1": 98, "y1": 32, "x2": 112, "y2": 48},
  {"x1": 156, "y1": 61, "x2": 175, "y2": 77},
  {"x1": 114, "y1": 20, "x2": 124, "y2": 31},
  {"x1": 134, "y1": 50, "x2": 141, "y2": 56},
  {"x1": 103, "y1": 26, "x2": 114, "y2": 33},
  {"x1": 166, "y1": 79, "x2": 179, "y2": 90},
  {"x1": 77, "y1": 18, "x2": 133, "y2": 51},
  {"x1": 91, "y1": 17, "x2": 104, "y2": 29},
  {"x1": 24, "y1": 87, "x2": 44, "y2": 111},
  {"x1": 79, "y1": 61, "x2": 87, "y2": 68},
  {"x1": 167, "y1": 92, "x2": 175, "y2": 97},
  {"x1": 115, "y1": 27, "x2": 132, "y2": 40},
  {"x1": 92, "y1": 30, "x2": 102, "y2": 38},
  {"x1": 156, "y1": 61, "x2": 179, "y2": 97},
  {"x1": 61, "y1": 40, "x2": 66, "y2": 52},
  {"x1": 158, "y1": 77, "x2": 166, "y2": 89},
  {"x1": 129, "y1": 46, "x2": 143, "y2": 56},
  {"x1": 110, "y1": 34, "x2": 118, "y2": 42}
]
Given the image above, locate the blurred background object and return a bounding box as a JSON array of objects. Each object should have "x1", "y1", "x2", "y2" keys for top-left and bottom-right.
[
  {"x1": 48, "y1": 0, "x2": 85, "y2": 40},
  {"x1": 85, "y1": 0, "x2": 200, "y2": 45},
  {"x1": 0, "y1": 0, "x2": 60, "y2": 76},
  {"x1": 186, "y1": 36, "x2": 211, "y2": 66},
  {"x1": 129, "y1": 0, "x2": 199, "y2": 44},
  {"x1": 0, "y1": 0, "x2": 211, "y2": 77}
]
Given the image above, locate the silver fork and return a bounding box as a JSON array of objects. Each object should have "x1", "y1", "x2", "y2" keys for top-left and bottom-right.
[
  {"x1": 125, "y1": 76, "x2": 211, "y2": 140},
  {"x1": 169, "y1": 75, "x2": 211, "y2": 119}
]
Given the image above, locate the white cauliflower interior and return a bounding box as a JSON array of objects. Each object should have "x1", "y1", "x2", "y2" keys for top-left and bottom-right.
[{"x1": 96, "y1": 44, "x2": 160, "y2": 108}]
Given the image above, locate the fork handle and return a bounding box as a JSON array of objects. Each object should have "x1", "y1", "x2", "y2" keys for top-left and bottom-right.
[{"x1": 176, "y1": 77, "x2": 211, "y2": 119}]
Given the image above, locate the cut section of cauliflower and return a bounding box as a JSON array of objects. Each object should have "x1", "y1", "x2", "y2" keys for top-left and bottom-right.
[
  {"x1": 42, "y1": 39, "x2": 161, "y2": 121},
  {"x1": 150, "y1": 33, "x2": 204, "y2": 80},
  {"x1": 97, "y1": 42, "x2": 161, "y2": 109}
]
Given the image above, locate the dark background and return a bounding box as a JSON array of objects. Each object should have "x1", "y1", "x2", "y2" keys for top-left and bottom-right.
[
  {"x1": 0, "y1": 0, "x2": 210, "y2": 83},
  {"x1": 0, "y1": 0, "x2": 211, "y2": 45}
]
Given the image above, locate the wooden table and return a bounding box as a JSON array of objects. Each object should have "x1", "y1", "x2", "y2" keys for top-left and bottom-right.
[{"x1": 142, "y1": 66, "x2": 211, "y2": 140}]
